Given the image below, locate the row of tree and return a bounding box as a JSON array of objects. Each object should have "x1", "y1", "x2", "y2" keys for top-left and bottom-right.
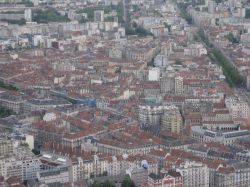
[
  {"x1": 0, "y1": 81, "x2": 18, "y2": 91},
  {"x1": 0, "y1": 107, "x2": 14, "y2": 118},
  {"x1": 92, "y1": 176, "x2": 136, "y2": 187},
  {"x1": 33, "y1": 8, "x2": 70, "y2": 23}
]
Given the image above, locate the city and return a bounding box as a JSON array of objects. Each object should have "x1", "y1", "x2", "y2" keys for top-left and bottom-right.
[{"x1": 0, "y1": 0, "x2": 250, "y2": 186}]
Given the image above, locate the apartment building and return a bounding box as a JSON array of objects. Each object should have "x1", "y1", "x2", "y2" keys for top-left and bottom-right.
[
  {"x1": 176, "y1": 161, "x2": 209, "y2": 187},
  {"x1": 161, "y1": 106, "x2": 183, "y2": 134},
  {"x1": 0, "y1": 147, "x2": 41, "y2": 182},
  {"x1": 0, "y1": 139, "x2": 13, "y2": 157}
]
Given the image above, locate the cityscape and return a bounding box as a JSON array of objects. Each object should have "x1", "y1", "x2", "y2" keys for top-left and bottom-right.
[{"x1": 0, "y1": 0, "x2": 250, "y2": 186}]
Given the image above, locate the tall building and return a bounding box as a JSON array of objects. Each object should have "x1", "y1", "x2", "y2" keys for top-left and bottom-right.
[
  {"x1": 138, "y1": 105, "x2": 165, "y2": 127},
  {"x1": 174, "y1": 76, "x2": 183, "y2": 95},
  {"x1": 0, "y1": 139, "x2": 13, "y2": 157},
  {"x1": 247, "y1": 74, "x2": 250, "y2": 91},
  {"x1": 24, "y1": 9, "x2": 32, "y2": 22},
  {"x1": 148, "y1": 67, "x2": 160, "y2": 81},
  {"x1": 208, "y1": 0, "x2": 216, "y2": 14},
  {"x1": 160, "y1": 74, "x2": 175, "y2": 94},
  {"x1": 94, "y1": 10, "x2": 104, "y2": 22},
  {"x1": 161, "y1": 106, "x2": 183, "y2": 134}
]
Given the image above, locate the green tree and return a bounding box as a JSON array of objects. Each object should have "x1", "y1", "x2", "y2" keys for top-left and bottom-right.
[
  {"x1": 102, "y1": 180, "x2": 115, "y2": 187},
  {"x1": 33, "y1": 8, "x2": 70, "y2": 23},
  {"x1": 0, "y1": 107, "x2": 14, "y2": 118},
  {"x1": 92, "y1": 181, "x2": 101, "y2": 187},
  {"x1": 92, "y1": 180, "x2": 115, "y2": 187},
  {"x1": 32, "y1": 148, "x2": 40, "y2": 155},
  {"x1": 0, "y1": 81, "x2": 18, "y2": 91},
  {"x1": 212, "y1": 49, "x2": 243, "y2": 87},
  {"x1": 0, "y1": 18, "x2": 26, "y2": 25},
  {"x1": 175, "y1": 59, "x2": 183, "y2": 65},
  {"x1": 164, "y1": 23, "x2": 171, "y2": 32},
  {"x1": 225, "y1": 32, "x2": 238, "y2": 44},
  {"x1": 121, "y1": 176, "x2": 136, "y2": 187}
]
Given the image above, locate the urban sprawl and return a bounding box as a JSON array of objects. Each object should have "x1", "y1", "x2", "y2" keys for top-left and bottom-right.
[{"x1": 1, "y1": 0, "x2": 250, "y2": 187}]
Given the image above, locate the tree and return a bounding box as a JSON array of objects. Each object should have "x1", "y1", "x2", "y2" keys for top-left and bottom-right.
[
  {"x1": 164, "y1": 23, "x2": 171, "y2": 32},
  {"x1": 121, "y1": 176, "x2": 136, "y2": 187},
  {"x1": 175, "y1": 59, "x2": 183, "y2": 65},
  {"x1": 92, "y1": 181, "x2": 101, "y2": 187},
  {"x1": 225, "y1": 32, "x2": 238, "y2": 44},
  {"x1": 0, "y1": 81, "x2": 18, "y2": 91},
  {"x1": 92, "y1": 180, "x2": 115, "y2": 187},
  {"x1": 0, "y1": 107, "x2": 14, "y2": 118},
  {"x1": 211, "y1": 49, "x2": 243, "y2": 87},
  {"x1": 33, "y1": 8, "x2": 70, "y2": 23},
  {"x1": 32, "y1": 148, "x2": 40, "y2": 155},
  {"x1": 102, "y1": 180, "x2": 115, "y2": 187}
]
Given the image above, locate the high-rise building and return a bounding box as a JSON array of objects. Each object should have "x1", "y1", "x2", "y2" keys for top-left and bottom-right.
[
  {"x1": 94, "y1": 10, "x2": 104, "y2": 22},
  {"x1": 138, "y1": 105, "x2": 165, "y2": 127},
  {"x1": 247, "y1": 74, "x2": 250, "y2": 91},
  {"x1": 24, "y1": 9, "x2": 32, "y2": 22},
  {"x1": 174, "y1": 76, "x2": 183, "y2": 95},
  {"x1": 160, "y1": 74, "x2": 175, "y2": 94}
]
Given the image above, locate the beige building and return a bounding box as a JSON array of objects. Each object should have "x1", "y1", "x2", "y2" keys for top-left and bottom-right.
[
  {"x1": 161, "y1": 106, "x2": 183, "y2": 134},
  {"x1": 0, "y1": 139, "x2": 13, "y2": 158},
  {"x1": 174, "y1": 76, "x2": 183, "y2": 95}
]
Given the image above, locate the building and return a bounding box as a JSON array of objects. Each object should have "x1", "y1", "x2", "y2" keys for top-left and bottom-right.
[
  {"x1": 225, "y1": 96, "x2": 250, "y2": 119},
  {"x1": 208, "y1": 0, "x2": 216, "y2": 14},
  {"x1": 247, "y1": 74, "x2": 250, "y2": 90},
  {"x1": 38, "y1": 153, "x2": 71, "y2": 185},
  {"x1": 191, "y1": 126, "x2": 250, "y2": 146},
  {"x1": 148, "y1": 67, "x2": 160, "y2": 81},
  {"x1": 232, "y1": 162, "x2": 250, "y2": 187},
  {"x1": 161, "y1": 106, "x2": 183, "y2": 134},
  {"x1": 94, "y1": 10, "x2": 104, "y2": 22},
  {"x1": 148, "y1": 170, "x2": 183, "y2": 187},
  {"x1": 176, "y1": 161, "x2": 209, "y2": 187},
  {"x1": 175, "y1": 76, "x2": 183, "y2": 95},
  {"x1": 138, "y1": 105, "x2": 165, "y2": 127},
  {"x1": 126, "y1": 167, "x2": 148, "y2": 187},
  {"x1": 24, "y1": 9, "x2": 32, "y2": 22},
  {"x1": 160, "y1": 74, "x2": 175, "y2": 94},
  {"x1": 0, "y1": 94, "x2": 23, "y2": 114},
  {"x1": 0, "y1": 139, "x2": 13, "y2": 157},
  {"x1": 0, "y1": 147, "x2": 41, "y2": 182},
  {"x1": 215, "y1": 167, "x2": 235, "y2": 187}
]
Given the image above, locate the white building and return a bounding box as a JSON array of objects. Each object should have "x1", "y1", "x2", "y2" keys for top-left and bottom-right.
[
  {"x1": 148, "y1": 67, "x2": 160, "y2": 81},
  {"x1": 154, "y1": 54, "x2": 168, "y2": 67},
  {"x1": 225, "y1": 96, "x2": 250, "y2": 119},
  {"x1": 184, "y1": 43, "x2": 207, "y2": 57},
  {"x1": 191, "y1": 126, "x2": 250, "y2": 146},
  {"x1": 0, "y1": 147, "x2": 41, "y2": 182},
  {"x1": 176, "y1": 161, "x2": 209, "y2": 187},
  {"x1": 175, "y1": 76, "x2": 183, "y2": 95},
  {"x1": 24, "y1": 9, "x2": 32, "y2": 22}
]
